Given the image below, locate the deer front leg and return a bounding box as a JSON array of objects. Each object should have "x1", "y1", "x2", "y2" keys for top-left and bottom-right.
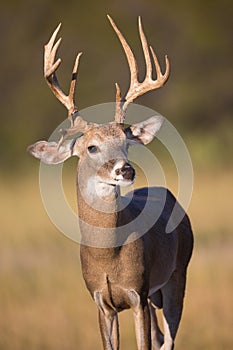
[
  {"x1": 128, "y1": 290, "x2": 151, "y2": 350},
  {"x1": 94, "y1": 291, "x2": 119, "y2": 350}
]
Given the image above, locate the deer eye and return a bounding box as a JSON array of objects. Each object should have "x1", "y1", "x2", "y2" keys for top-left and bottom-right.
[{"x1": 87, "y1": 145, "x2": 99, "y2": 154}]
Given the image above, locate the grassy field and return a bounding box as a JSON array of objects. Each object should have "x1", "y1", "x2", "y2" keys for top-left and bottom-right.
[{"x1": 0, "y1": 167, "x2": 232, "y2": 349}]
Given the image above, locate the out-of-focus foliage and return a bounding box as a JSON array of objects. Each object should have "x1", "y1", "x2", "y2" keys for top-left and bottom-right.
[{"x1": 0, "y1": 0, "x2": 232, "y2": 170}]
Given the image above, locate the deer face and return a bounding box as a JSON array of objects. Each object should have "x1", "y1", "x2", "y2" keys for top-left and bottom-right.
[
  {"x1": 73, "y1": 123, "x2": 135, "y2": 187},
  {"x1": 28, "y1": 116, "x2": 164, "y2": 188}
]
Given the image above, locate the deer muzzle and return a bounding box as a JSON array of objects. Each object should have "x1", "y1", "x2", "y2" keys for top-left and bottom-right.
[{"x1": 114, "y1": 162, "x2": 135, "y2": 182}]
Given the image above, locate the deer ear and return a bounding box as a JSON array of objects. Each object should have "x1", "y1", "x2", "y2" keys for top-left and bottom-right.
[
  {"x1": 125, "y1": 116, "x2": 164, "y2": 145},
  {"x1": 27, "y1": 138, "x2": 78, "y2": 164}
]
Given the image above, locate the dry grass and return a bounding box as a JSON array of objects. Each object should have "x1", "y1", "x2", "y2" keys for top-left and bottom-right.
[{"x1": 0, "y1": 167, "x2": 232, "y2": 349}]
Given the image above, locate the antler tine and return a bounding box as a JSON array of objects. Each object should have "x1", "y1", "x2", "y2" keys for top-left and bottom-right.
[
  {"x1": 107, "y1": 15, "x2": 138, "y2": 124},
  {"x1": 150, "y1": 47, "x2": 170, "y2": 84},
  {"x1": 138, "y1": 17, "x2": 152, "y2": 80},
  {"x1": 108, "y1": 16, "x2": 170, "y2": 123},
  {"x1": 44, "y1": 23, "x2": 82, "y2": 121},
  {"x1": 114, "y1": 82, "x2": 123, "y2": 122},
  {"x1": 69, "y1": 52, "x2": 82, "y2": 106},
  {"x1": 44, "y1": 24, "x2": 62, "y2": 75},
  {"x1": 123, "y1": 17, "x2": 170, "y2": 109},
  {"x1": 107, "y1": 15, "x2": 138, "y2": 87}
]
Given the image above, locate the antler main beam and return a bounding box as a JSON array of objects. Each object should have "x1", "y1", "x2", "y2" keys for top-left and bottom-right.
[
  {"x1": 44, "y1": 24, "x2": 89, "y2": 147},
  {"x1": 108, "y1": 15, "x2": 170, "y2": 124},
  {"x1": 44, "y1": 23, "x2": 82, "y2": 120}
]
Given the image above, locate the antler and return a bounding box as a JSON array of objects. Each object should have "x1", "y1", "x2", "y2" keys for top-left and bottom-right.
[
  {"x1": 108, "y1": 15, "x2": 170, "y2": 124},
  {"x1": 44, "y1": 24, "x2": 88, "y2": 146},
  {"x1": 44, "y1": 23, "x2": 82, "y2": 122}
]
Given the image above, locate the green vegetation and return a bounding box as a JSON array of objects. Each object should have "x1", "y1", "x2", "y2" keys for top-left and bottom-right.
[{"x1": 1, "y1": 1, "x2": 232, "y2": 349}]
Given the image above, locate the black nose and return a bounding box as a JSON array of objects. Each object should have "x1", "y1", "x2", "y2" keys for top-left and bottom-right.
[{"x1": 116, "y1": 162, "x2": 135, "y2": 181}]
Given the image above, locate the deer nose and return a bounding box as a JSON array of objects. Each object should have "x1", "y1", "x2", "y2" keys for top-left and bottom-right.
[{"x1": 115, "y1": 162, "x2": 135, "y2": 181}]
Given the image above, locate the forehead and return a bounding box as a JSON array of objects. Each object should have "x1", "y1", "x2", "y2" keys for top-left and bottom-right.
[{"x1": 83, "y1": 123, "x2": 126, "y2": 144}]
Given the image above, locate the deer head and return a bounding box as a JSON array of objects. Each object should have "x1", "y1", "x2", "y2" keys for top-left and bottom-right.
[{"x1": 28, "y1": 16, "x2": 169, "y2": 189}]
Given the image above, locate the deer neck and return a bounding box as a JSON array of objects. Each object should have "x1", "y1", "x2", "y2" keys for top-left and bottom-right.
[{"x1": 76, "y1": 161, "x2": 121, "y2": 247}]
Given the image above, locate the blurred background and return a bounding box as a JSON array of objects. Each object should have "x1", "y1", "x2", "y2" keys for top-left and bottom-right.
[{"x1": 0, "y1": 0, "x2": 232, "y2": 349}]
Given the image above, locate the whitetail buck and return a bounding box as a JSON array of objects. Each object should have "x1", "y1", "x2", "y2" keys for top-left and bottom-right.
[{"x1": 28, "y1": 16, "x2": 193, "y2": 350}]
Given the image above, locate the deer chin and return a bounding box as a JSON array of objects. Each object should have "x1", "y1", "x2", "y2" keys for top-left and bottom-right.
[
  {"x1": 98, "y1": 177, "x2": 134, "y2": 188},
  {"x1": 115, "y1": 178, "x2": 135, "y2": 187}
]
